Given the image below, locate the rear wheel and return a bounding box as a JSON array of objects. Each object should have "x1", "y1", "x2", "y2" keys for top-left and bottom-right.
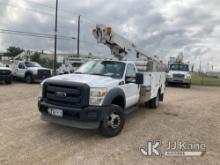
[
  {"x1": 186, "y1": 83, "x2": 191, "y2": 88},
  {"x1": 99, "y1": 105, "x2": 125, "y2": 137},
  {"x1": 149, "y1": 92, "x2": 160, "y2": 109},
  {"x1": 25, "y1": 74, "x2": 33, "y2": 84}
]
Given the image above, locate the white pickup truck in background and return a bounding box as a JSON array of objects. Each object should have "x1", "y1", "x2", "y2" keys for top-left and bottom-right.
[
  {"x1": 11, "y1": 61, "x2": 51, "y2": 83},
  {"x1": 38, "y1": 25, "x2": 166, "y2": 137},
  {"x1": 0, "y1": 61, "x2": 12, "y2": 84}
]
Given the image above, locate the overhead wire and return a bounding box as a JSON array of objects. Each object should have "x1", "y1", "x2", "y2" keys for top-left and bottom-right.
[{"x1": 0, "y1": 28, "x2": 76, "y2": 40}]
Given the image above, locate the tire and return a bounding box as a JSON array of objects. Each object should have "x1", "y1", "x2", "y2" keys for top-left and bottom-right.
[
  {"x1": 149, "y1": 92, "x2": 160, "y2": 109},
  {"x1": 159, "y1": 93, "x2": 164, "y2": 102},
  {"x1": 25, "y1": 74, "x2": 33, "y2": 84},
  {"x1": 99, "y1": 105, "x2": 125, "y2": 137},
  {"x1": 186, "y1": 83, "x2": 191, "y2": 88},
  {"x1": 5, "y1": 77, "x2": 12, "y2": 84}
]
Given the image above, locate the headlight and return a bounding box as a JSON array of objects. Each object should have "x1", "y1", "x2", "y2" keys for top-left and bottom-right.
[
  {"x1": 185, "y1": 75, "x2": 191, "y2": 79},
  {"x1": 38, "y1": 82, "x2": 43, "y2": 99},
  {"x1": 167, "y1": 73, "x2": 173, "y2": 78},
  {"x1": 32, "y1": 69, "x2": 38, "y2": 75},
  {"x1": 89, "y1": 88, "x2": 108, "y2": 106}
]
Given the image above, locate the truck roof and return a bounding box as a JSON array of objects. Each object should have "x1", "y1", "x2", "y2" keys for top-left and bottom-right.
[{"x1": 89, "y1": 59, "x2": 135, "y2": 65}]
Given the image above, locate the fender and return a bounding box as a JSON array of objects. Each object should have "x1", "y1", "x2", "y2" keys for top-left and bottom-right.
[
  {"x1": 25, "y1": 70, "x2": 33, "y2": 77},
  {"x1": 102, "y1": 87, "x2": 126, "y2": 108}
]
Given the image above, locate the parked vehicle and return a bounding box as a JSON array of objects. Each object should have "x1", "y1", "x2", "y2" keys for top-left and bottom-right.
[
  {"x1": 38, "y1": 25, "x2": 166, "y2": 137},
  {"x1": 0, "y1": 61, "x2": 12, "y2": 84},
  {"x1": 166, "y1": 54, "x2": 191, "y2": 88},
  {"x1": 11, "y1": 61, "x2": 51, "y2": 83},
  {"x1": 57, "y1": 58, "x2": 86, "y2": 75}
]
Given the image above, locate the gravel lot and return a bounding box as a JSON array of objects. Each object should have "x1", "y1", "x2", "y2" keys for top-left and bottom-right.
[{"x1": 0, "y1": 83, "x2": 220, "y2": 165}]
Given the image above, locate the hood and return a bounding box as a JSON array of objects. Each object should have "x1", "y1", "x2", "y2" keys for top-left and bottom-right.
[
  {"x1": 169, "y1": 70, "x2": 190, "y2": 75},
  {"x1": 46, "y1": 74, "x2": 121, "y2": 88},
  {"x1": 27, "y1": 67, "x2": 50, "y2": 71},
  {"x1": 0, "y1": 67, "x2": 12, "y2": 71}
]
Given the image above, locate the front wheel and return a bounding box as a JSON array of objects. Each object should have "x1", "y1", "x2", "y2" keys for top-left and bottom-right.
[
  {"x1": 186, "y1": 83, "x2": 191, "y2": 88},
  {"x1": 5, "y1": 77, "x2": 12, "y2": 84},
  {"x1": 25, "y1": 74, "x2": 33, "y2": 84},
  {"x1": 99, "y1": 105, "x2": 125, "y2": 137}
]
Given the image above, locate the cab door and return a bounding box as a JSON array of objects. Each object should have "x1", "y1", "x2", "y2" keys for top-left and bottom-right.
[
  {"x1": 16, "y1": 62, "x2": 26, "y2": 78},
  {"x1": 123, "y1": 64, "x2": 140, "y2": 108}
]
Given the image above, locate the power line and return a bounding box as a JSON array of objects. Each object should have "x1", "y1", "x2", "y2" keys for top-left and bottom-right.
[
  {"x1": 0, "y1": 31, "x2": 75, "y2": 40},
  {"x1": 0, "y1": 1, "x2": 100, "y2": 27},
  {"x1": 22, "y1": 0, "x2": 80, "y2": 16},
  {"x1": 0, "y1": 28, "x2": 76, "y2": 40},
  {"x1": 10, "y1": 0, "x2": 99, "y2": 25},
  {"x1": 0, "y1": 2, "x2": 75, "y2": 20},
  {"x1": 22, "y1": 0, "x2": 56, "y2": 10}
]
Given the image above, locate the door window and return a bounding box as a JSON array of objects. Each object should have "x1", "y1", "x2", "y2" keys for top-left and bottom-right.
[
  {"x1": 126, "y1": 64, "x2": 136, "y2": 77},
  {"x1": 125, "y1": 64, "x2": 136, "y2": 83},
  {"x1": 18, "y1": 63, "x2": 24, "y2": 69}
]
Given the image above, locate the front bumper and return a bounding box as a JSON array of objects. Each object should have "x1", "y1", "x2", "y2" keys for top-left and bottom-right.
[
  {"x1": 38, "y1": 99, "x2": 107, "y2": 129},
  {"x1": 0, "y1": 74, "x2": 11, "y2": 81},
  {"x1": 33, "y1": 74, "x2": 51, "y2": 81},
  {"x1": 166, "y1": 78, "x2": 191, "y2": 84}
]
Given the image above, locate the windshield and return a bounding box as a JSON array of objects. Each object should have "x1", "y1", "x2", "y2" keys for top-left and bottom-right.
[
  {"x1": 72, "y1": 62, "x2": 82, "y2": 67},
  {"x1": 25, "y1": 62, "x2": 41, "y2": 67},
  {"x1": 170, "y1": 64, "x2": 189, "y2": 71},
  {"x1": 76, "y1": 61, "x2": 125, "y2": 78}
]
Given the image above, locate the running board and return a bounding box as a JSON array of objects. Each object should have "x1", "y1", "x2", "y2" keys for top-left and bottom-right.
[{"x1": 124, "y1": 105, "x2": 138, "y2": 115}]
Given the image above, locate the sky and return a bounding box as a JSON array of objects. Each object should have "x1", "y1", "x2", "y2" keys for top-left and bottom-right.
[{"x1": 0, "y1": 0, "x2": 220, "y2": 71}]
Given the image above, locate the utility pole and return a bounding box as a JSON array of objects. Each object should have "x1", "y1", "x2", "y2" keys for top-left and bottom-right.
[
  {"x1": 53, "y1": 0, "x2": 58, "y2": 75},
  {"x1": 199, "y1": 61, "x2": 202, "y2": 74},
  {"x1": 77, "y1": 15, "x2": 80, "y2": 57}
]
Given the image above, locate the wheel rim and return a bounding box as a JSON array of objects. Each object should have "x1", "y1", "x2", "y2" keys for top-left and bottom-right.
[
  {"x1": 26, "y1": 76, "x2": 31, "y2": 83},
  {"x1": 107, "y1": 112, "x2": 121, "y2": 129}
]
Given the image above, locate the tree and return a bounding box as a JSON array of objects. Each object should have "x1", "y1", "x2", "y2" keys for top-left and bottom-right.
[
  {"x1": 30, "y1": 52, "x2": 41, "y2": 63},
  {"x1": 4, "y1": 46, "x2": 24, "y2": 57}
]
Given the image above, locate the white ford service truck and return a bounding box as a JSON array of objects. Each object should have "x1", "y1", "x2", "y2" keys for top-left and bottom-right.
[
  {"x1": 0, "y1": 61, "x2": 12, "y2": 84},
  {"x1": 11, "y1": 61, "x2": 51, "y2": 83},
  {"x1": 38, "y1": 25, "x2": 166, "y2": 137}
]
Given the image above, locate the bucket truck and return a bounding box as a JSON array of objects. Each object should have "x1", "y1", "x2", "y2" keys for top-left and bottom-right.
[
  {"x1": 10, "y1": 51, "x2": 51, "y2": 83},
  {"x1": 167, "y1": 53, "x2": 191, "y2": 88},
  {"x1": 38, "y1": 24, "x2": 166, "y2": 137}
]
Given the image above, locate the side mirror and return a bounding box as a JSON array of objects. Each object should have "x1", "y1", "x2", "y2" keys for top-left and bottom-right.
[{"x1": 136, "y1": 73, "x2": 144, "y2": 84}]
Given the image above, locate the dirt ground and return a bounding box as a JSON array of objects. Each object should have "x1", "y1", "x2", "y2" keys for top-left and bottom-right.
[{"x1": 0, "y1": 83, "x2": 220, "y2": 165}]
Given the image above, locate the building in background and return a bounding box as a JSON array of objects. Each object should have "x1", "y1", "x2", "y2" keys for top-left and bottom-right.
[{"x1": 206, "y1": 71, "x2": 220, "y2": 78}]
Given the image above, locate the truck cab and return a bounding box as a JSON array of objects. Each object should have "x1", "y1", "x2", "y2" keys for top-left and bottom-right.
[
  {"x1": 38, "y1": 60, "x2": 165, "y2": 137},
  {"x1": 12, "y1": 61, "x2": 51, "y2": 83},
  {"x1": 0, "y1": 61, "x2": 12, "y2": 84},
  {"x1": 166, "y1": 63, "x2": 191, "y2": 88}
]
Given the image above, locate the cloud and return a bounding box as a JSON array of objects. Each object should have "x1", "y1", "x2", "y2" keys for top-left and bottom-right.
[{"x1": 0, "y1": 0, "x2": 220, "y2": 71}]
